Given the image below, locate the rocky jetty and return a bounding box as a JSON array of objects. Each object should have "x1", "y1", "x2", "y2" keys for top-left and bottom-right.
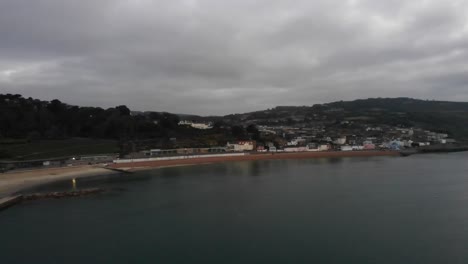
[
  {"x1": 400, "y1": 145, "x2": 468, "y2": 156},
  {"x1": 23, "y1": 188, "x2": 105, "y2": 201},
  {"x1": 0, "y1": 195, "x2": 23, "y2": 211}
]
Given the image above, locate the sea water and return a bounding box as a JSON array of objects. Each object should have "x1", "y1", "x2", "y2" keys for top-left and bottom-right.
[{"x1": 1, "y1": 152, "x2": 468, "y2": 263}]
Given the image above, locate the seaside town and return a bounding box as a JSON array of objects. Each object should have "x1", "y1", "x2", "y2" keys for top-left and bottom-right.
[
  {"x1": 1, "y1": 95, "x2": 467, "y2": 171},
  {"x1": 126, "y1": 120, "x2": 457, "y2": 158},
  {"x1": 0, "y1": 121, "x2": 458, "y2": 172},
  {"x1": 37, "y1": 120, "x2": 459, "y2": 168},
  {"x1": 4, "y1": 1, "x2": 468, "y2": 261}
]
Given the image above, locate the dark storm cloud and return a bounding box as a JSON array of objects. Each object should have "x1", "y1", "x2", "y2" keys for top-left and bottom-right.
[{"x1": 1, "y1": 0, "x2": 468, "y2": 114}]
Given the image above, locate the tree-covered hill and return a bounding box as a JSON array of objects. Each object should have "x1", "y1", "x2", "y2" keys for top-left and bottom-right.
[
  {"x1": 324, "y1": 97, "x2": 468, "y2": 113},
  {"x1": 0, "y1": 94, "x2": 236, "y2": 160},
  {"x1": 2, "y1": 94, "x2": 468, "y2": 161},
  {"x1": 221, "y1": 97, "x2": 468, "y2": 140},
  {"x1": 0, "y1": 94, "x2": 181, "y2": 140}
]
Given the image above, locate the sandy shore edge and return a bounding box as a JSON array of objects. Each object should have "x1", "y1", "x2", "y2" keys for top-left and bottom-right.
[
  {"x1": 110, "y1": 150, "x2": 400, "y2": 170},
  {"x1": 0, "y1": 166, "x2": 119, "y2": 198},
  {"x1": 0, "y1": 151, "x2": 399, "y2": 198}
]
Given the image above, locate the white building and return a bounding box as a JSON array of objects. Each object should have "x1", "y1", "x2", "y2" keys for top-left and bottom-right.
[
  {"x1": 227, "y1": 141, "x2": 255, "y2": 152},
  {"x1": 340, "y1": 145, "x2": 353, "y2": 151},
  {"x1": 403, "y1": 140, "x2": 413, "y2": 147},
  {"x1": 318, "y1": 144, "x2": 330, "y2": 151},
  {"x1": 334, "y1": 136, "x2": 346, "y2": 145},
  {"x1": 287, "y1": 137, "x2": 306, "y2": 146},
  {"x1": 284, "y1": 147, "x2": 308, "y2": 152},
  {"x1": 178, "y1": 120, "x2": 213, "y2": 130}
]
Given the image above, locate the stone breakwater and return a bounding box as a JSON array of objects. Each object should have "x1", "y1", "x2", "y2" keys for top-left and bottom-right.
[
  {"x1": 23, "y1": 188, "x2": 105, "y2": 201},
  {"x1": 0, "y1": 188, "x2": 121, "y2": 212},
  {"x1": 0, "y1": 195, "x2": 23, "y2": 211}
]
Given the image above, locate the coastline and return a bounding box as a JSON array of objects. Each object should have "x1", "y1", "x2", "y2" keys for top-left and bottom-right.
[
  {"x1": 0, "y1": 166, "x2": 119, "y2": 198},
  {"x1": 109, "y1": 150, "x2": 401, "y2": 170},
  {"x1": 0, "y1": 150, "x2": 399, "y2": 199}
]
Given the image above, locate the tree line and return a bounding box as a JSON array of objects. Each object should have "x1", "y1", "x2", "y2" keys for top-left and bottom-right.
[{"x1": 0, "y1": 94, "x2": 180, "y2": 140}]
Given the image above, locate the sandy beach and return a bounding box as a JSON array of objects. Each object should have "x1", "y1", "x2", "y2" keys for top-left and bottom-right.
[
  {"x1": 0, "y1": 166, "x2": 118, "y2": 198},
  {"x1": 110, "y1": 150, "x2": 400, "y2": 170},
  {"x1": 0, "y1": 150, "x2": 400, "y2": 198}
]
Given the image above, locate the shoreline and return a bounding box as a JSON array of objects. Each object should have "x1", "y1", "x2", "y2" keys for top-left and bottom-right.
[
  {"x1": 110, "y1": 150, "x2": 401, "y2": 170},
  {"x1": 0, "y1": 165, "x2": 119, "y2": 198},
  {"x1": 1, "y1": 150, "x2": 398, "y2": 199}
]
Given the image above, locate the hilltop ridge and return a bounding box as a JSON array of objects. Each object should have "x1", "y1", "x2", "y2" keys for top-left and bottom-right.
[{"x1": 217, "y1": 97, "x2": 468, "y2": 140}]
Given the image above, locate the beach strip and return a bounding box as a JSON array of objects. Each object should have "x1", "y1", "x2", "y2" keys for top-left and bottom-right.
[
  {"x1": 110, "y1": 150, "x2": 400, "y2": 170},
  {"x1": 0, "y1": 151, "x2": 400, "y2": 198},
  {"x1": 0, "y1": 166, "x2": 118, "y2": 198}
]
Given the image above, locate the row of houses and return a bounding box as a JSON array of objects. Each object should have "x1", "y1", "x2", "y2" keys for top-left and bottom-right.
[
  {"x1": 136, "y1": 139, "x2": 378, "y2": 157},
  {"x1": 135, "y1": 127, "x2": 459, "y2": 158},
  {"x1": 136, "y1": 142, "x2": 256, "y2": 158},
  {"x1": 142, "y1": 147, "x2": 227, "y2": 157},
  {"x1": 259, "y1": 122, "x2": 458, "y2": 148}
]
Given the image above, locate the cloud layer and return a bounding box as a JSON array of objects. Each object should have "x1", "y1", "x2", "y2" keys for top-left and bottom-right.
[{"x1": 1, "y1": 0, "x2": 468, "y2": 114}]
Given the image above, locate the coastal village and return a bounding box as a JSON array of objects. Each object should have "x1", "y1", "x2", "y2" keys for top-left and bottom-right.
[
  {"x1": 1, "y1": 118, "x2": 459, "y2": 171},
  {"x1": 125, "y1": 120, "x2": 456, "y2": 159},
  {"x1": 2, "y1": 96, "x2": 466, "y2": 209},
  {"x1": 3, "y1": 1, "x2": 468, "y2": 259},
  {"x1": 1, "y1": 95, "x2": 466, "y2": 172}
]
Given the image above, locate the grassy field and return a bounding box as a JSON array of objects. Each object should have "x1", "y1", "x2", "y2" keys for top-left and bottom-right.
[{"x1": 0, "y1": 138, "x2": 119, "y2": 160}]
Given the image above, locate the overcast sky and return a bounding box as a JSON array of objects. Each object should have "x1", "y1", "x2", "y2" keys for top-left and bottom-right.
[{"x1": 1, "y1": 0, "x2": 468, "y2": 115}]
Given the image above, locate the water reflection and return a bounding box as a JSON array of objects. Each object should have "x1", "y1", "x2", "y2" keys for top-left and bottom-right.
[
  {"x1": 17, "y1": 172, "x2": 151, "y2": 194},
  {"x1": 14, "y1": 155, "x2": 405, "y2": 195},
  {"x1": 3, "y1": 152, "x2": 468, "y2": 264}
]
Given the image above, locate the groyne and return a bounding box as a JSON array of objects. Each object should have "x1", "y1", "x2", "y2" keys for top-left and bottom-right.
[
  {"x1": 400, "y1": 145, "x2": 468, "y2": 156},
  {"x1": 23, "y1": 188, "x2": 105, "y2": 201},
  {"x1": 103, "y1": 167, "x2": 134, "y2": 174},
  {"x1": 0, "y1": 195, "x2": 23, "y2": 211},
  {"x1": 0, "y1": 188, "x2": 111, "y2": 212}
]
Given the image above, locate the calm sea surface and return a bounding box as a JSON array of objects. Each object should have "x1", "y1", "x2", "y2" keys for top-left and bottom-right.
[{"x1": 1, "y1": 152, "x2": 468, "y2": 263}]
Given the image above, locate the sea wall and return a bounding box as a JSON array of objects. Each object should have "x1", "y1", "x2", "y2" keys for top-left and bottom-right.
[
  {"x1": 110, "y1": 150, "x2": 400, "y2": 169},
  {"x1": 113, "y1": 152, "x2": 247, "y2": 164}
]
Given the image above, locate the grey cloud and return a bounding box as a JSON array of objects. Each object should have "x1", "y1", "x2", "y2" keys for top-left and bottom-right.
[{"x1": 1, "y1": 0, "x2": 468, "y2": 115}]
